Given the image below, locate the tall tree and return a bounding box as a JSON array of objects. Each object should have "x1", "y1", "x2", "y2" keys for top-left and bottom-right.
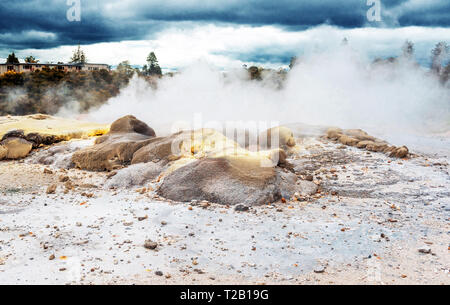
[
  {"x1": 25, "y1": 56, "x2": 39, "y2": 63},
  {"x1": 70, "y1": 45, "x2": 87, "y2": 63},
  {"x1": 289, "y1": 56, "x2": 298, "y2": 69},
  {"x1": 402, "y1": 40, "x2": 414, "y2": 59},
  {"x1": 431, "y1": 42, "x2": 449, "y2": 74},
  {"x1": 6, "y1": 52, "x2": 20, "y2": 64},
  {"x1": 146, "y1": 52, "x2": 162, "y2": 76}
]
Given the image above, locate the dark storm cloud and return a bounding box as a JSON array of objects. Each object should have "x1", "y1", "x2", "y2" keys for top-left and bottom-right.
[{"x1": 0, "y1": 0, "x2": 448, "y2": 51}]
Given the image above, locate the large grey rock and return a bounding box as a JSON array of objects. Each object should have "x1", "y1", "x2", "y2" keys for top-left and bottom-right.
[{"x1": 157, "y1": 156, "x2": 308, "y2": 206}]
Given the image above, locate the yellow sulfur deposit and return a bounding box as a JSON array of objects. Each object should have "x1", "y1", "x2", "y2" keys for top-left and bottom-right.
[{"x1": 0, "y1": 114, "x2": 110, "y2": 140}]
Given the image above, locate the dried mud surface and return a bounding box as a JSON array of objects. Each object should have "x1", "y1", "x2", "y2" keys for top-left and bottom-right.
[{"x1": 0, "y1": 136, "x2": 448, "y2": 285}]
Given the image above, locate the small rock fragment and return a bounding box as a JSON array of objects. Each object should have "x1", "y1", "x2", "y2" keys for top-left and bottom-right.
[
  {"x1": 144, "y1": 240, "x2": 158, "y2": 250},
  {"x1": 418, "y1": 246, "x2": 431, "y2": 254},
  {"x1": 46, "y1": 184, "x2": 57, "y2": 194},
  {"x1": 235, "y1": 204, "x2": 249, "y2": 212}
]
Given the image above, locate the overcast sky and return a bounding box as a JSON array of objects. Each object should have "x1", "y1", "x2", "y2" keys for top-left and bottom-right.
[{"x1": 0, "y1": 0, "x2": 449, "y2": 69}]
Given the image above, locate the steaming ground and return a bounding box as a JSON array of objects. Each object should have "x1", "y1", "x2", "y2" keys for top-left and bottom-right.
[{"x1": 0, "y1": 134, "x2": 448, "y2": 285}]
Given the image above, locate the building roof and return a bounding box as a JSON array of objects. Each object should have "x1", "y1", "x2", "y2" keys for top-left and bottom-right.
[{"x1": 0, "y1": 62, "x2": 109, "y2": 66}]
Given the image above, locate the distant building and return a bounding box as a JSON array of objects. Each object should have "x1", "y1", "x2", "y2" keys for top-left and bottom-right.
[{"x1": 0, "y1": 62, "x2": 110, "y2": 74}]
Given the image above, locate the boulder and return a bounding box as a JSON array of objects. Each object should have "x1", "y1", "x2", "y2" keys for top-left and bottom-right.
[
  {"x1": 297, "y1": 180, "x2": 319, "y2": 196},
  {"x1": 338, "y1": 135, "x2": 359, "y2": 146},
  {"x1": 131, "y1": 134, "x2": 184, "y2": 165},
  {"x1": 25, "y1": 133, "x2": 63, "y2": 148},
  {"x1": 390, "y1": 146, "x2": 409, "y2": 158},
  {"x1": 157, "y1": 155, "x2": 308, "y2": 206},
  {"x1": 325, "y1": 127, "x2": 409, "y2": 159},
  {"x1": 72, "y1": 133, "x2": 155, "y2": 171},
  {"x1": 356, "y1": 140, "x2": 374, "y2": 149},
  {"x1": 366, "y1": 142, "x2": 388, "y2": 152},
  {"x1": 72, "y1": 116, "x2": 156, "y2": 171},
  {"x1": 158, "y1": 157, "x2": 277, "y2": 205},
  {"x1": 132, "y1": 129, "x2": 239, "y2": 165},
  {"x1": 106, "y1": 163, "x2": 163, "y2": 188},
  {"x1": 0, "y1": 145, "x2": 7, "y2": 160},
  {"x1": 109, "y1": 115, "x2": 155, "y2": 136},
  {"x1": 1, "y1": 129, "x2": 64, "y2": 148},
  {"x1": 1, "y1": 129, "x2": 25, "y2": 141},
  {"x1": 343, "y1": 129, "x2": 376, "y2": 141},
  {"x1": 326, "y1": 127, "x2": 343, "y2": 140},
  {"x1": 1, "y1": 137, "x2": 33, "y2": 159},
  {"x1": 260, "y1": 126, "x2": 296, "y2": 149}
]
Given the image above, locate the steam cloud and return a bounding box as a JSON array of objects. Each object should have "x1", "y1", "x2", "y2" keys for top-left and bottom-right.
[{"x1": 86, "y1": 47, "x2": 449, "y2": 139}]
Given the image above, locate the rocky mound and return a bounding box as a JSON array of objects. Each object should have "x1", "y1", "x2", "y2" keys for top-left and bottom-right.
[
  {"x1": 157, "y1": 155, "x2": 316, "y2": 206},
  {"x1": 72, "y1": 115, "x2": 157, "y2": 171},
  {"x1": 71, "y1": 115, "x2": 315, "y2": 205},
  {"x1": 326, "y1": 127, "x2": 409, "y2": 158}
]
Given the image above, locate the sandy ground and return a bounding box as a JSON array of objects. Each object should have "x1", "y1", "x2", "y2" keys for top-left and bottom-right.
[{"x1": 0, "y1": 136, "x2": 449, "y2": 285}]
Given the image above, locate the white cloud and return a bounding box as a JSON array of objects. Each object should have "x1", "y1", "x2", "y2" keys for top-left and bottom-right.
[{"x1": 12, "y1": 24, "x2": 450, "y2": 68}]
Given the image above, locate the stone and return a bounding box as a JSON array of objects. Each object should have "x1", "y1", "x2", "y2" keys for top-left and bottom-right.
[
  {"x1": 235, "y1": 205, "x2": 249, "y2": 212},
  {"x1": 1, "y1": 137, "x2": 33, "y2": 159},
  {"x1": 338, "y1": 135, "x2": 359, "y2": 146},
  {"x1": 0, "y1": 145, "x2": 7, "y2": 160},
  {"x1": 259, "y1": 126, "x2": 296, "y2": 149},
  {"x1": 106, "y1": 163, "x2": 163, "y2": 188},
  {"x1": 390, "y1": 146, "x2": 409, "y2": 158},
  {"x1": 297, "y1": 180, "x2": 319, "y2": 196},
  {"x1": 1, "y1": 129, "x2": 25, "y2": 141},
  {"x1": 418, "y1": 246, "x2": 431, "y2": 254},
  {"x1": 366, "y1": 142, "x2": 388, "y2": 152},
  {"x1": 108, "y1": 115, "x2": 156, "y2": 137},
  {"x1": 46, "y1": 184, "x2": 57, "y2": 194},
  {"x1": 144, "y1": 240, "x2": 158, "y2": 250},
  {"x1": 313, "y1": 265, "x2": 326, "y2": 273},
  {"x1": 326, "y1": 127, "x2": 343, "y2": 140},
  {"x1": 131, "y1": 129, "x2": 239, "y2": 165},
  {"x1": 43, "y1": 168, "x2": 53, "y2": 174},
  {"x1": 157, "y1": 156, "x2": 298, "y2": 206},
  {"x1": 59, "y1": 175, "x2": 70, "y2": 182},
  {"x1": 343, "y1": 129, "x2": 376, "y2": 142},
  {"x1": 72, "y1": 116, "x2": 157, "y2": 171},
  {"x1": 356, "y1": 140, "x2": 374, "y2": 149}
]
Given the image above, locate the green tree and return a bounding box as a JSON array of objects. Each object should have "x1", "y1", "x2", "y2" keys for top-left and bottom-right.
[
  {"x1": 70, "y1": 45, "x2": 87, "y2": 63},
  {"x1": 402, "y1": 40, "x2": 414, "y2": 59},
  {"x1": 248, "y1": 66, "x2": 262, "y2": 80},
  {"x1": 440, "y1": 62, "x2": 450, "y2": 84},
  {"x1": 116, "y1": 60, "x2": 135, "y2": 77},
  {"x1": 25, "y1": 56, "x2": 39, "y2": 63},
  {"x1": 6, "y1": 52, "x2": 20, "y2": 64},
  {"x1": 146, "y1": 52, "x2": 162, "y2": 76},
  {"x1": 289, "y1": 56, "x2": 298, "y2": 69},
  {"x1": 431, "y1": 42, "x2": 449, "y2": 74},
  {"x1": 142, "y1": 64, "x2": 148, "y2": 75}
]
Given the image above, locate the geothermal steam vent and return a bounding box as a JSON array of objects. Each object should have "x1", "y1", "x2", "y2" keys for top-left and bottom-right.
[{"x1": 72, "y1": 115, "x2": 318, "y2": 206}]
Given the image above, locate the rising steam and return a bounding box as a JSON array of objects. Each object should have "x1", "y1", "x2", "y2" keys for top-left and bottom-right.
[{"x1": 86, "y1": 46, "x2": 450, "y2": 139}]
